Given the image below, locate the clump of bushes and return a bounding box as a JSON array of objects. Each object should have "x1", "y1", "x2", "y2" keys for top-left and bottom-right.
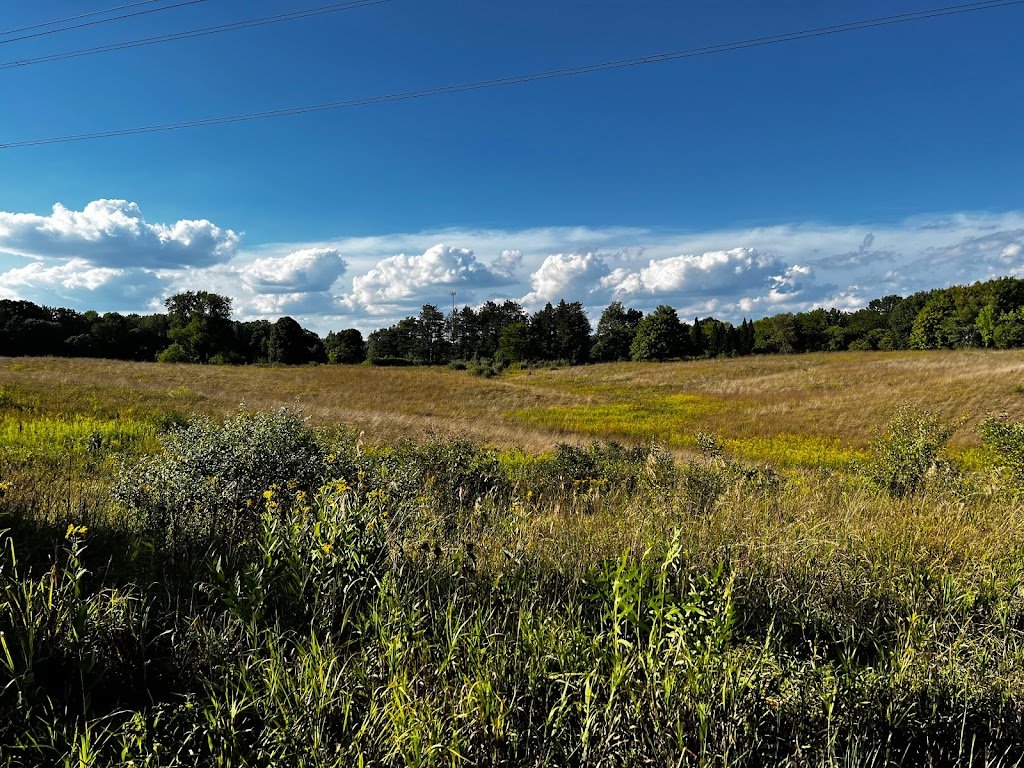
[
  {"x1": 113, "y1": 406, "x2": 325, "y2": 555},
  {"x1": 513, "y1": 440, "x2": 676, "y2": 504},
  {"x1": 979, "y1": 413, "x2": 1024, "y2": 487},
  {"x1": 863, "y1": 403, "x2": 955, "y2": 498}
]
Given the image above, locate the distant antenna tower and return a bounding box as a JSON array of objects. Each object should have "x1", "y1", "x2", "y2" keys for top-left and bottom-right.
[{"x1": 450, "y1": 291, "x2": 457, "y2": 343}]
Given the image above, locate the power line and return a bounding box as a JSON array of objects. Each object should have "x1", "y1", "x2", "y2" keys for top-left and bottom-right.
[
  {"x1": 2, "y1": 0, "x2": 1021, "y2": 150},
  {"x1": 1, "y1": 0, "x2": 391, "y2": 70},
  {"x1": 0, "y1": 0, "x2": 167, "y2": 38},
  {"x1": 0, "y1": 0, "x2": 211, "y2": 46}
]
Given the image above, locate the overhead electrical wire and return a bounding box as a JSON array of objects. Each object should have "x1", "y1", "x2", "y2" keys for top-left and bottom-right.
[
  {"x1": 0, "y1": 0, "x2": 211, "y2": 46},
  {"x1": 2, "y1": 0, "x2": 1021, "y2": 150},
  {"x1": 0, "y1": 0, "x2": 392, "y2": 70},
  {"x1": 0, "y1": 0, "x2": 168, "y2": 38}
]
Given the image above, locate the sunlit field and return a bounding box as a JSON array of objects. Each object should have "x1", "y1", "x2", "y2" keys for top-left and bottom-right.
[
  {"x1": 2, "y1": 351, "x2": 1024, "y2": 765},
  {"x1": 3, "y1": 349, "x2": 1024, "y2": 460}
]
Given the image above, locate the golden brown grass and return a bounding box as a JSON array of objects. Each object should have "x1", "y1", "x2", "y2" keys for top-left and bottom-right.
[{"x1": 2, "y1": 350, "x2": 1023, "y2": 462}]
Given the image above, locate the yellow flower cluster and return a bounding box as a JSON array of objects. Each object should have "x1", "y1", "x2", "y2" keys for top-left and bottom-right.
[
  {"x1": 264, "y1": 484, "x2": 280, "y2": 510},
  {"x1": 65, "y1": 523, "x2": 89, "y2": 539}
]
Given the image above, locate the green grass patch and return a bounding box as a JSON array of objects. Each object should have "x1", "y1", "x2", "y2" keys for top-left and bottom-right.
[
  {"x1": 508, "y1": 393, "x2": 722, "y2": 445},
  {"x1": 0, "y1": 414, "x2": 159, "y2": 463},
  {"x1": 725, "y1": 433, "x2": 869, "y2": 469}
]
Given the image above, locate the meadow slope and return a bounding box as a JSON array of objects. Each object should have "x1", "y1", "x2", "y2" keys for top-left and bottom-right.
[{"x1": 2, "y1": 349, "x2": 1023, "y2": 463}]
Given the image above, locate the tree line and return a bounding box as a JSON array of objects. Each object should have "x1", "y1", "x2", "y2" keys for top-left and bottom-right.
[
  {"x1": 2, "y1": 276, "x2": 1024, "y2": 366},
  {"x1": 0, "y1": 292, "x2": 366, "y2": 366},
  {"x1": 367, "y1": 275, "x2": 1024, "y2": 365}
]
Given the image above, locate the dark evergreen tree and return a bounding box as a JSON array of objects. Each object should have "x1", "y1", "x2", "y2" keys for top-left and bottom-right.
[
  {"x1": 690, "y1": 317, "x2": 705, "y2": 358},
  {"x1": 552, "y1": 300, "x2": 592, "y2": 364},
  {"x1": 476, "y1": 300, "x2": 527, "y2": 359},
  {"x1": 529, "y1": 303, "x2": 557, "y2": 360}
]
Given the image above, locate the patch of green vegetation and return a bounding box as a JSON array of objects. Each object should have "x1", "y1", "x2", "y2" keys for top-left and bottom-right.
[
  {"x1": 726, "y1": 433, "x2": 869, "y2": 469},
  {"x1": 0, "y1": 414, "x2": 159, "y2": 463},
  {"x1": 508, "y1": 393, "x2": 723, "y2": 445},
  {"x1": 0, "y1": 384, "x2": 36, "y2": 413}
]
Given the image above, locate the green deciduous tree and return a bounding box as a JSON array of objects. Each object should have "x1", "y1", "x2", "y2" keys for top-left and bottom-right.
[
  {"x1": 267, "y1": 316, "x2": 309, "y2": 365},
  {"x1": 325, "y1": 329, "x2": 366, "y2": 364},
  {"x1": 631, "y1": 305, "x2": 684, "y2": 362},
  {"x1": 496, "y1": 321, "x2": 531, "y2": 365},
  {"x1": 162, "y1": 291, "x2": 234, "y2": 363}
]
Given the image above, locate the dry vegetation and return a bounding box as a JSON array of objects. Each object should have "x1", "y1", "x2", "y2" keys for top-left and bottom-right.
[{"x1": 3, "y1": 349, "x2": 1023, "y2": 461}]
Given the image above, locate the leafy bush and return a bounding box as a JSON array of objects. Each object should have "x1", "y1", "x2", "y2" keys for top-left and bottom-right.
[
  {"x1": 680, "y1": 432, "x2": 729, "y2": 515},
  {"x1": 518, "y1": 441, "x2": 675, "y2": 501},
  {"x1": 113, "y1": 406, "x2": 324, "y2": 555},
  {"x1": 155, "y1": 342, "x2": 195, "y2": 364},
  {"x1": 979, "y1": 413, "x2": 1024, "y2": 486},
  {"x1": 863, "y1": 404, "x2": 954, "y2": 498}
]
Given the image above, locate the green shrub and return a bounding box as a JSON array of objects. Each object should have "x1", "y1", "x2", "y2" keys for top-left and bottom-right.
[
  {"x1": 864, "y1": 404, "x2": 954, "y2": 498},
  {"x1": 979, "y1": 413, "x2": 1024, "y2": 486},
  {"x1": 155, "y1": 343, "x2": 195, "y2": 364},
  {"x1": 112, "y1": 406, "x2": 324, "y2": 556},
  {"x1": 366, "y1": 357, "x2": 415, "y2": 367},
  {"x1": 680, "y1": 432, "x2": 729, "y2": 515},
  {"x1": 519, "y1": 441, "x2": 674, "y2": 500}
]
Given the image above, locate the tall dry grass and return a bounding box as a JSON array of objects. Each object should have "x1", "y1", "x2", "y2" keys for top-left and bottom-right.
[{"x1": 3, "y1": 349, "x2": 1024, "y2": 459}]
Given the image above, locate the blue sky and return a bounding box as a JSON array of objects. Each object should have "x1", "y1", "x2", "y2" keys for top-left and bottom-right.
[{"x1": 1, "y1": 0, "x2": 1022, "y2": 333}]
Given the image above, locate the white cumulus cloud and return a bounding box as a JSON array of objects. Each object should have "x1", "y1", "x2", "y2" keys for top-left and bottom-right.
[
  {"x1": 522, "y1": 251, "x2": 611, "y2": 306},
  {"x1": 0, "y1": 199, "x2": 239, "y2": 268},
  {"x1": 344, "y1": 243, "x2": 509, "y2": 315},
  {"x1": 600, "y1": 248, "x2": 783, "y2": 300},
  {"x1": 240, "y1": 248, "x2": 347, "y2": 294},
  {"x1": 0, "y1": 258, "x2": 165, "y2": 310}
]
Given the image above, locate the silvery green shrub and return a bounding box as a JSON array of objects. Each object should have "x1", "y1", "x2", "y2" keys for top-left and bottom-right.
[{"x1": 113, "y1": 406, "x2": 324, "y2": 553}]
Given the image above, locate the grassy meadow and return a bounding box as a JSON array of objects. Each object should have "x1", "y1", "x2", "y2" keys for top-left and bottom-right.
[{"x1": 2, "y1": 351, "x2": 1024, "y2": 765}]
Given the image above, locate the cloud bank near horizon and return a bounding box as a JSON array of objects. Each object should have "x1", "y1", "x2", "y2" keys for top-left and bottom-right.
[{"x1": 1, "y1": 199, "x2": 1023, "y2": 334}]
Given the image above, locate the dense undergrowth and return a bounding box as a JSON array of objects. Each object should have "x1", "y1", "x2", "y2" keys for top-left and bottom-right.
[{"x1": 2, "y1": 406, "x2": 1024, "y2": 766}]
